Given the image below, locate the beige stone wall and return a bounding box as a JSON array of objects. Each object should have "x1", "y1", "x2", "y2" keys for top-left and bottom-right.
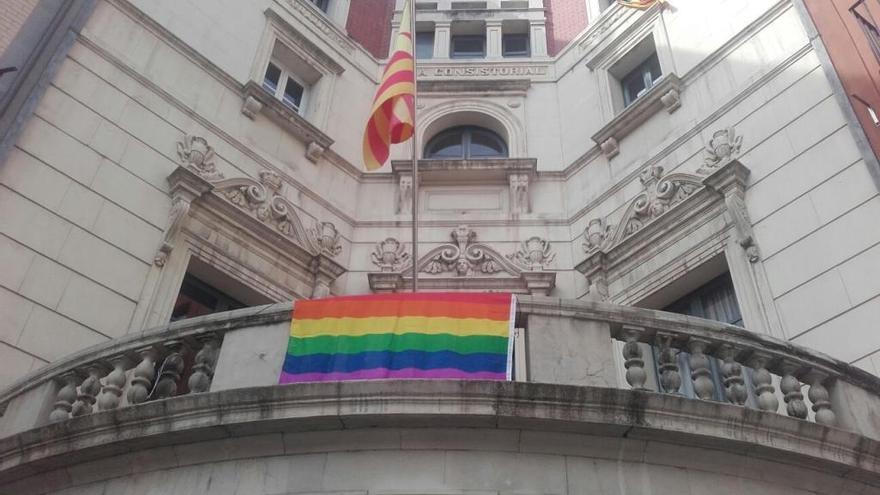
[
  {"x1": 0, "y1": 0, "x2": 879, "y2": 387},
  {"x1": 0, "y1": 0, "x2": 38, "y2": 56}
]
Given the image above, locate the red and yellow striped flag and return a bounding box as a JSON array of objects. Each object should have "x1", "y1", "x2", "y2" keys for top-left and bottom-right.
[
  {"x1": 362, "y1": 1, "x2": 416, "y2": 171},
  {"x1": 617, "y1": 0, "x2": 665, "y2": 9}
]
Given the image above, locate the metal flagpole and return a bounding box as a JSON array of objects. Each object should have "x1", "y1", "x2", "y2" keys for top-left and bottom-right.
[{"x1": 409, "y1": 0, "x2": 420, "y2": 293}]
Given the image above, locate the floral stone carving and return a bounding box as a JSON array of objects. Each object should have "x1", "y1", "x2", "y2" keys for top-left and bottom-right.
[
  {"x1": 698, "y1": 127, "x2": 743, "y2": 174},
  {"x1": 309, "y1": 221, "x2": 343, "y2": 257},
  {"x1": 177, "y1": 135, "x2": 224, "y2": 181},
  {"x1": 423, "y1": 225, "x2": 507, "y2": 277},
  {"x1": 583, "y1": 218, "x2": 612, "y2": 253},
  {"x1": 371, "y1": 238, "x2": 411, "y2": 272},
  {"x1": 508, "y1": 236, "x2": 555, "y2": 271},
  {"x1": 621, "y1": 165, "x2": 701, "y2": 239}
]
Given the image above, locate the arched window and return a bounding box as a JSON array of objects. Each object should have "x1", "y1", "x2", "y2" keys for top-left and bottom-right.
[{"x1": 424, "y1": 126, "x2": 508, "y2": 159}]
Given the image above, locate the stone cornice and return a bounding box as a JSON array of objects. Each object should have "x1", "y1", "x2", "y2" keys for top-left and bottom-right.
[
  {"x1": 391, "y1": 158, "x2": 537, "y2": 184},
  {"x1": 418, "y1": 79, "x2": 531, "y2": 94},
  {"x1": 591, "y1": 73, "x2": 683, "y2": 158},
  {"x1": 1, "y1": 381, "x2": 878, "y2": 488},
  {"x1": 241, "y1": 81, "x2": 335, "y2": 149}
]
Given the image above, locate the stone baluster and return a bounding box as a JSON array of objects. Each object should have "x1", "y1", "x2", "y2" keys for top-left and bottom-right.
[
  {"x1": 656, "y1": 333, "x2": 681, "y2": 395},
  {"x1": 48, "y1": 373, "x2": 80, "y2": 422},
  {"x1": 718, "y1": 345, "x2": 747, "y2": 405},
  {"x1": 807, "y1": 374, "x2": 836, "y2": 426},
  {"x1": 749, "y1": 353, "x2": 779, "y2": 413},
  {"x1": 188, "y1": 336, "x2": 220, "y2": 394},
  {"x1": 688, "y1": 338, "x2": 715, "y2": 400},
  {"x1": 780, "y1": 364, "x2": 808, "y2": 419},
  {"x1": 152, "y1": 341, "x2": 185, "y2": 400},
  {"x1": 97, "y1": 356, "x2": 129, "y2": 411},
  {"x1": 71, "y1": 366, "x2": 104, "y2": 417},
  {"x1": 126, "y1": 347, "x2": 158, "y2": 405},
  {"x1": 621, "y1": 326, "x2": 647, "y2": 390}
]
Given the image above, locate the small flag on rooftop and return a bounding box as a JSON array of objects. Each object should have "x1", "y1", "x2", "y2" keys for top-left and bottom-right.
[
  {"x1": 362, "y1": 0, "x2": 416, "y2": 171},
  {"x1": 617, "y1": 0, "x2": 666, "y2": 9}
]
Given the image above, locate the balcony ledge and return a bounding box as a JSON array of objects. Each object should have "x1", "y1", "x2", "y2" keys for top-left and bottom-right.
[{"x1": 0, "y1": 381, "x2": 879, "y2": 490}]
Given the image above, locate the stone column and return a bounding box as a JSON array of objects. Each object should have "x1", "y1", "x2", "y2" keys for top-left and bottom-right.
[
  {"x1": 487, "y1": 20, "x2": 504, "y2": 59},
  {"x1": 529, "y1": 20, "x2": 548, "y2": 57},
  {"x1": 434, "y1": 21, "x2": 451, "y2": 59}
]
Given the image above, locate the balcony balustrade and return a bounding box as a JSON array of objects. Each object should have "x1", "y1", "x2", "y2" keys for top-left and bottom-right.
[{"x1": 1, "y1": 297, "x2": 879, "y2": 490}]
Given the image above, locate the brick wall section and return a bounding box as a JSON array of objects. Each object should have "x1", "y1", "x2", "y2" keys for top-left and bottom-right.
[
  {"x1": 346, "y1": 0, "x2": 395, "y2": 58},
  {"x1": 0, "y1": 0, "x2": 39, "y2": 56},
  {"x1": 544, "y1": 0, "x2": 588, "y2": 56}
]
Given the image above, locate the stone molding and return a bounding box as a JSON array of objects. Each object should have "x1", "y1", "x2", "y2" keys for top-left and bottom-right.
[
  {"x1": 391, "y1": 158, "x2": 537, "y2": 184},
  {"x1": 1, "y1": 381, "x2": 879, "y2": 490},
  {"x1": 277, "y1": 0, "x2": 357, "y2": 55},
  {"x1": 576, "y1": 160, "x2": 755, "y2": 300},
  {"x1": 591, "y1": 73, "x2": 684, "y2": 158},
  {"x1": 367, "y1": 225, "x2": 555, "y2": 295},
  {"x1": 156, "y1": 136, "x2": 347, "y2": 296},
  {"x1": 241, "y1": 80, "x2": 335, "y2": 154}
]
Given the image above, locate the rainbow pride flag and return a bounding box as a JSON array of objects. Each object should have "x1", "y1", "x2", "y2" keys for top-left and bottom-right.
[{"x1": 279, "y1": 293, "x2": 515, "y2": 383}]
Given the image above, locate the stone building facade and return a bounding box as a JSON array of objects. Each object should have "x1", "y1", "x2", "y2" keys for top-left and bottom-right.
[
  {"x1": 1, "y1": 0, "x2": 880, "y2": 493},
  {"x1": 0, "y1": 0, "x2": 878, "y2": 385}
]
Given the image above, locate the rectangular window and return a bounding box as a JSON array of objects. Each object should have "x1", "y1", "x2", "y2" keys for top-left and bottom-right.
[
  {"x1": 502, "y1": 33, "x2": 530, "y2": 57},
  {"x1": 621, "y1": 52, "x2": 662, "y2": 107},
  {"x1": 451, "y1": 35, "x2": 486, "y2": 58},
  {"x1": 263, "y1": 61, "x2": 308, "y2": 114},
  {"x1": 171, "y1": 273, "x2": 246, "y2": 322},
  {"x1": 416, "y1": 31, "x2": 435, "y2": 59},
  {"x1": 852, "y1": 0, "x2": 880, "y2": 62},
  {"x1": 309, "y1": 0, "x2": 329, "y2": 12}
]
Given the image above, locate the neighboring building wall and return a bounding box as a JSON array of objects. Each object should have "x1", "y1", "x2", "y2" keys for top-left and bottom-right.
[
  {"x1": 544, "y1": 0, "x2": 588, "y2": 55},
  {"x1": 346, "y1": 0, "x2": 394, "y2": 58},
  {"x1": 0, "y1": 0, "x2": 38, "y2": 56},
  {"x1": 801, "y1": 0, "x2": 880, "y2": 161}
]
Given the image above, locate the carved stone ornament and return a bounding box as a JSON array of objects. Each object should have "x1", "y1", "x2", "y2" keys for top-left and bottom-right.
[
  {"x1": 176, "y1": 135, "x2": 225, "y2": 181},
  {"x1": 371, "y1": 238, "x2": 411, "y2": 272},
  {"x1": 306, "y1": 142, "x2": 325, "y2": 163},
  {"x1": 309, "y1": 221, "x2": 343, "y2": 257},
  {"x1": 726, "y1": 193, "x2": 760, "y2": 262},
  {"x1": 397, "y1": 174, "x2": 413, "y2": 214},
  {"x1": 583, "y1": 218, "x2": 612, "y2": 253},
  {"x1": 210, "y1": 168, "x2": 312, "y2": 247},
  {"x1": 508, "y1": 236, "x2": 555, "y2": 271},
  {"x1": 423, "y1": 225, "x2": 510, "y2": 277},
  {"x1": 698, "y1": 127, "x2": 743, "y2": 174},
  {"x1": 619, "y1": 165, "x2": 701, "y2": 240},
  {"x1": 509, "y1": 173, "x2": 531, "y2": 216}
]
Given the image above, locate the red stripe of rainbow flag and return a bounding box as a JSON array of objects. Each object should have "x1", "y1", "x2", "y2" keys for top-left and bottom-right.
[{"x1": 279, "y1": 293, "x2": 515, "y2": 383}]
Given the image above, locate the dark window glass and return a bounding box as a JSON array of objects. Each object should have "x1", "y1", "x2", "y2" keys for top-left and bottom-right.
[
  {"x1": 469, "y1": 129, "x2": 507, "y2": 157},
  {"x1": 262, "y1": 62, "x2": 281, "y2": 94},
  {"x1": 171, "y1": 274, "x2": 246, "y2": 322},
  {"x1": 416, "y1": 31, "x2": 435, "y2": 59},
  {"x1": 621, "y1": 52, "x2": 662, "y2": 107},
  {"x1": 310, "y1": 0, "x2": 329, "y2": 12},
  {"x1": 424, "y1": 126, "x2": 508, "y2": 159},
  {"x1": 502, "y1": 34, "x2": 530, "y2": 57},
  {"x1": 451, "y1": 35, "x2": 485, "y2": 58},
  {"x1": 283, "y1": 77, "x2": 305, "y2": 111}
]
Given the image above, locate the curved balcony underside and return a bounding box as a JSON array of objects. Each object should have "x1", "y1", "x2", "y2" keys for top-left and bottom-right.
[{"x1": 1, "y1": 380, "x2": 879, "y2": 492}]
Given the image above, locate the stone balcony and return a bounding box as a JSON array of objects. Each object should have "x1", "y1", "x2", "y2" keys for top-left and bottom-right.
[{"x1": 1, "y1": 298, "x2": 879, "y2": 493}]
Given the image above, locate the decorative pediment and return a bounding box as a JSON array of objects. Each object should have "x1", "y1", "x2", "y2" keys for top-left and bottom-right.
[
  {"x1": 156, "y1": 135, "x2": 346, "y2": 298},
  {"x1": 577, "y1": 132, "x2": 757, "y2": 302},
  {"x1": 367, "y1": 226, "x2": 555, "y2": 295},
  {"x1": 609, "y1": 165, "x2": 704, "y2": 247}
]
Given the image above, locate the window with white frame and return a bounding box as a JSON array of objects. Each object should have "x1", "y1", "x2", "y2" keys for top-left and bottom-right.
[{"x1": 262, "y1": 61, "x2": 309, "y2": 114}]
